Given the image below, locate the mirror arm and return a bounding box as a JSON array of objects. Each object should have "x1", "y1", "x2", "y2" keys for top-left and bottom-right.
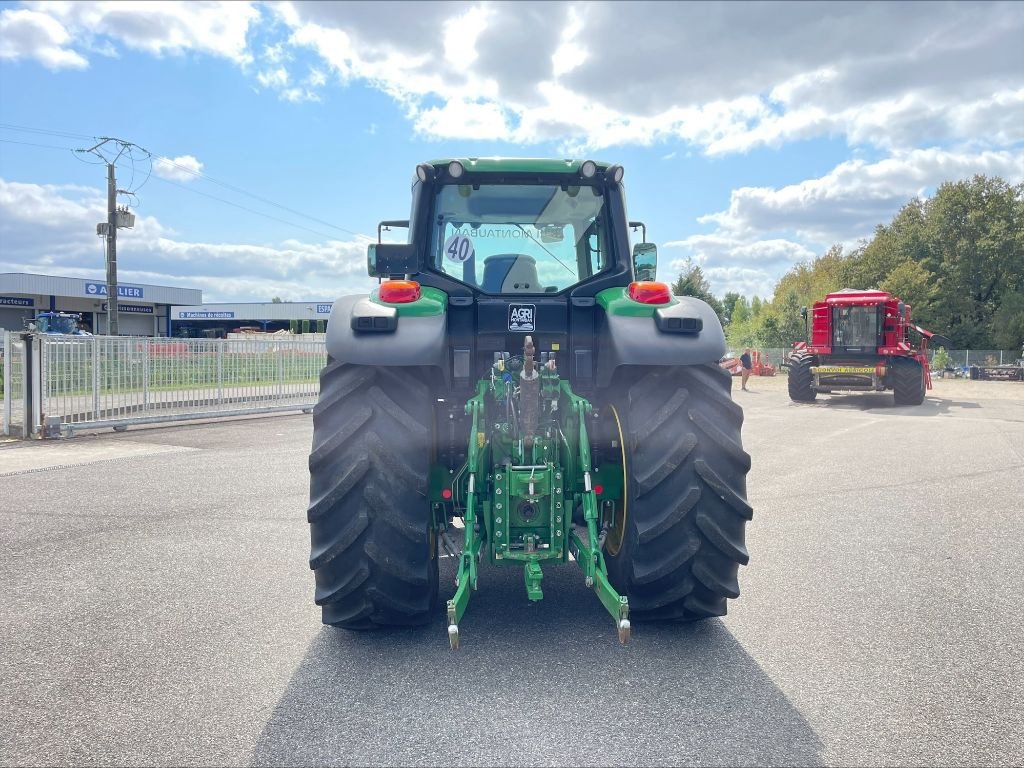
[{"x1": 628, "y1": 221, "x2": 647, "y2": 243}]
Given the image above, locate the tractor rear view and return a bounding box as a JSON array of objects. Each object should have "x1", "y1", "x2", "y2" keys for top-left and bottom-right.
[
  {"x1": 788, "y1": 289, "x2": 949, "y2": 406},
  {"x1": 307, "y1": 158, "x2": 752, "y2": 649}
]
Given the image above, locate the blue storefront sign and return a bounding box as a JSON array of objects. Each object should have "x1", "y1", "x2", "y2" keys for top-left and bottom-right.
[
  {"x1": 101, "y1": 303, "x2": 153, "y2": 314},
  {"x1": 179, "y1": 311, "x2": 235, "y2": 319},
  {"x1": 0, "y1": 296, "x2": 34, "y2": 307},
  {"x1": 316, "y1": 303, "x2": 333, "y2": 314},
  {"x1": 85, "y1": 282, "x2": 144, "y2": 299}
]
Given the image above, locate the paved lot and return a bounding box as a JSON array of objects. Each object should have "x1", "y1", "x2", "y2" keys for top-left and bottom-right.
[{"x1": 1, "y1": 377, "x2": 1022, "y2": 766}]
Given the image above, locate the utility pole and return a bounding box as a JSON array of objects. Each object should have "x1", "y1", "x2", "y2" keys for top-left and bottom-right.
[
  {"x1": 76, "y1": 137, "x2": 147, "y2": 337},
  {"x1": 106, "y1": 160, "x2": 119, "y2": 336}
]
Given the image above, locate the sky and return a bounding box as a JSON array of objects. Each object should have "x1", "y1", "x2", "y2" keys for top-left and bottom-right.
[{"x1": 0, "y1": 0, "x2": 1022, "y2": 304}]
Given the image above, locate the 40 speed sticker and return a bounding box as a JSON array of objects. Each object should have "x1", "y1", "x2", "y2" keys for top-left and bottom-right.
[{"x1": 443, "y1": 233, "x2": 475, "y2": 263}]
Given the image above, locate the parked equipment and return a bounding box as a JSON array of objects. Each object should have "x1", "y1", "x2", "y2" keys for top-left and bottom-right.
[
  {"x1": 306, "y1": 158, "x2": 753, "y2": 649},
  {"x1": 788, "y1": 289, "x2": 950, "y2": 405},
  {"x1": 721, "y1": 350, "x2": 776, "y2": 377},
  {"x1": 28, "y1": 312, "x2": 91, "y2": 336}
]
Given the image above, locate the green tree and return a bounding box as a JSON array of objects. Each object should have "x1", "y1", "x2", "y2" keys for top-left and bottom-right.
[
  {"x1": 671, "y1": 258, "x2": 725, "y2": 322},
  {"x1": 730, "y1": 296, "x2": 750, "y2": 325},
  {"x1": 721, "y1": 291, "x2": 742, "y2": 325},
  {"x1": 271, "y1": 296, "x2": 283, "y2": 303},
  {"x1": 992, "y1": 290, "x2": 1024, "y2": 351},
  {"x1": 878, "y1": 260, "x2": 938, "y2": 325},
  {"x1": 924, "y1": 176, "x2": 1024, "y2": 347}
]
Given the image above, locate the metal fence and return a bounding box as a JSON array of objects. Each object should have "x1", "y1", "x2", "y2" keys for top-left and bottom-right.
[
  {"x1": 737, "y1": 347, "x2": 1022, "y2": 372},
  {"x1": 2, "y1": 331, "x2": 26, "y2": 436},
  {"x1": 3, "y1": 332, "x2": 327, "y2": 437}
]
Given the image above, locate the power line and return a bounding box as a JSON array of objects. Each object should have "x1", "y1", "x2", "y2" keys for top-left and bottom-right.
[
  {"x1": 152, "y1": 155, "x2": 369, "y2": 239},
  {"x1": 150, "y1": 174, "x2": 344, "y2": 242},
  {"x1": 0, "y1": 120, "x2": 372, "y2": 240},
  {"x1": 0, "y1": 122, "x2": 95, "y2": 141},
  {"x1": 0, "y1": 137, "x2": 78, "y2": 151}
]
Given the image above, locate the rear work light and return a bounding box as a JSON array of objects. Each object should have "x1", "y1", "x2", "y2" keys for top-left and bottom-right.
[
  {"x1": 379, "y1": 280, "x2": 421, "y2": 303},
  {"x1": 628, "y1": 281, "x2": 671, "y2": 305}
]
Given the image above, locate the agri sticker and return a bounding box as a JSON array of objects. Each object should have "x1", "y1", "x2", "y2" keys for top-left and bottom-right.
[{"x1": 508, "y1": 303, "x2": 536, "y2": 332}]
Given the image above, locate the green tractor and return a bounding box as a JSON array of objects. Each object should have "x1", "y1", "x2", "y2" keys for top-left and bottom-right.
[{"x1": 307, "y1": 159, "x2": 752, "y2": 649}]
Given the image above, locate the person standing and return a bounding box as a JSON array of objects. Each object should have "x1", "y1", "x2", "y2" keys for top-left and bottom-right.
[{"x1": 740, "y1": 348, "x2": 753, "y2": 391}]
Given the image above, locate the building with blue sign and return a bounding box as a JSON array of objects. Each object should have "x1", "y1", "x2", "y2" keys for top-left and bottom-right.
[
  {"x1": 0, "y1": 272, "x2": 201, "y2": 336},
  {"x1": 169, "y1": 301, "x2": 334, "y2": 337}
]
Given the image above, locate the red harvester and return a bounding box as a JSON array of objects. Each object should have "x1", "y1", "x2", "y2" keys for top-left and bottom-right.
[{"x1": 788, "y1": 288, "x2": 950, "y2": 406}]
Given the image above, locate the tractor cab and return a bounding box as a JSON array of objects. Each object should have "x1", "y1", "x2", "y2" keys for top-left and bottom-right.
[{"x1": 368, "y1": 159, "x2": 648, "y2": 298}]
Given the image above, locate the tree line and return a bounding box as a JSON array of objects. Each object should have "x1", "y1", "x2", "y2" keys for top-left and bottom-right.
[{"x1": 671, "y1": 175, "x2": 1024, "y2": 352}]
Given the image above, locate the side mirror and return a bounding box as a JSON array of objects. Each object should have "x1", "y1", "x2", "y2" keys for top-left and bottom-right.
[
  {"x1": 800, "y1": 306, "x2": 808, "y2": 319},
  {"x1": 632, "y1": 242, "x2": 658, "y2": 282},
  {"x1": 898, "y1": 302, "x2": 906, "y2": 318},
  {"x1": 367, "y1": 243, "x2": 420, "y2": 277}
]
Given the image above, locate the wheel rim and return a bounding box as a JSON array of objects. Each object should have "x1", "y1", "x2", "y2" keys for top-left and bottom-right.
[{"x1": 601, "y1": 404, "x2": 629, "y2": 556}]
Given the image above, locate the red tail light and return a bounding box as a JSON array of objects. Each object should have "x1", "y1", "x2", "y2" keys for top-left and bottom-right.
[
  {"x1": 628, "y1": 281, "x2": 671, "y2": 304},
  {"x1": 379, "y1": 280, "x2": 421, "y2": 303}
]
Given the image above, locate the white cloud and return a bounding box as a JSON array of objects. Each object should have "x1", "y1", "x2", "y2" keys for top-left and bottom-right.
[
  {"x1": 256, "y1": 66, "x2": 288, "y2": 88},
  {"x1": 0, "y1": 177, "x2": 374, "y2": 302},
  {"x1": 152, "y1": 155, "x2": 204, "y2": 183},
  {"x1": 0, "y1": 8, "x2": 87, "y2": 69},
  {"x1": 663, "y1": 147, "x2": 1024, "y2": 297},
  {"x1": 273, "y1": 0, "x2": 1024, "y2": 154},
  {"x1": 6, "y1": 2, "x2": 1022, "y2": 155},
  {"x1": 6, "y1": 1, "x2": 260, "y2": 67},
  {"x1": 703, "y1": 148, "x2": 1024, "y2": 242}
]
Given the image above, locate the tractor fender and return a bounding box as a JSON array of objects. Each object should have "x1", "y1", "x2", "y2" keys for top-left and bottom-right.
[
  {"x1": 597, "y1": 296, "x2": 726, "y2": 386},
  {"x1": 325, "y1": 295, "x2": 448, "y2": 369}
]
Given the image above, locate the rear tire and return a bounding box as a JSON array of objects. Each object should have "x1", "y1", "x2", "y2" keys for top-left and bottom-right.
[
  {"x1": 603, "y1": 364, "x2": 752, "y2": 621},
  {"x1": 787, "y1": 353, "x2": 817, "y2": 402},
  {"x1": 892, "y1": 358, "x2": 926, "y2": 405},
  {"x1": 307, "y1": 359, "x2": 438, "y2": 628}
]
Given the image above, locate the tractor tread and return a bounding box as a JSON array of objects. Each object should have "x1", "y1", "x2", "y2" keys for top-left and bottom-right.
[
  {"x1": 637, "y1": 486, "x2": 701, "y2": 544},
  {"x1": 308, "y1": 403, "x2": 373, "y2": 470},
  {"x1": 309, "y1": 509, "x2": 370, "y2": 570},
  {"x1": 693, "y1": 557, "x2": 741, "y2": 599},
  {"x1": 307, "y1": 360, "x2": 438, "y2": 630},
  {"x1": 892, "y1": 357, "x2": 926, "y2": 406},
  {"x1": 603, "y1": 363, "x2": 751, "y2": 623},
  {"x1": 634, "y1": 431, "x2": 698, "y2": 497},
  {"x1": 627, "y1": 575, "x2": 696, "y2": 612},
  {"x1": 695, "y1": 459, "x2": 755, "y2": 521},
  {"x1": 682, "y1": 592, "x2": 727, "y2": 619},
  {"x1": 631, "y1": 532, "x2": 701, "y2": 585},
  {"x1": 307, "y1": 454, "x2": 371, "y2": 523},
  {"x1": 688, "y1": 408, "x2": 752, "y2": 472},
  {"x1": 315, "y1": 562, "x2": 371, "y2": 605},
  {"x1": 788, "y1": 353, "x2": 817, "y2": 402},
  {"x1": 695, "y1": 509, "x2": 751, "y2": 565}
]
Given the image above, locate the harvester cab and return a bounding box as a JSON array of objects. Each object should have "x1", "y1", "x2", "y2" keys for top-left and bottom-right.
[
  {"x1": 789, "y1": 288, "x2": 946, "y2": 405},
  {"x1": 308, "y1": 159, "x2": 752, "y2": 649}
]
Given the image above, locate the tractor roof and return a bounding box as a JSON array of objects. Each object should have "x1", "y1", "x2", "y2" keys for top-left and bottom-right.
[{"x1": 426, "y1": 157, "x2": 611, "y2": 174}]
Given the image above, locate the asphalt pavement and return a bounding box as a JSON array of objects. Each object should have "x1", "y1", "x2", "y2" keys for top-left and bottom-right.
[{"x1": 1, "y1": 377, "x2": 1022, "y2": 766}]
